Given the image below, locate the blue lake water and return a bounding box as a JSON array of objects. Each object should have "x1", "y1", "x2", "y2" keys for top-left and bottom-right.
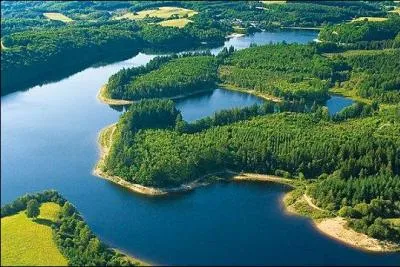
[
  {"x1": 175, "y1": 88, "x2": 264, "y2": 122},
  {"x1": 2, "y1": 31, "x2": 399, "y2": 265},
  {"x1": 326, "y1": 95, "x2": 355, "y2": 116}
]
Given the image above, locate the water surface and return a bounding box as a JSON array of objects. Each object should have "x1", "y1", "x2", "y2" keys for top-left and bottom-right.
[
  {"x1": 326, "y1": 95, "x2": 355, "y2": 116},
  {"x1": 175, "y1": 88, "x2": 263, "y2": 122},
  {"x1": 2, "y1": 31, "x2": 399, "y2": 265}
]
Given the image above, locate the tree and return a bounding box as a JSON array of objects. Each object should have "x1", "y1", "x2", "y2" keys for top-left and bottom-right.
[{"x1": 26, "y1": 199, "x2": 40, "y2": 219}]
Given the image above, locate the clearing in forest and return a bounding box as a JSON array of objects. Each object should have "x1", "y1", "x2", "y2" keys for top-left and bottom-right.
[
  {"x1": 158, "y1": 18, "x2": 192, "y2": 28},
  {"x1": 261, "y1": 1, "x2": 286, "y2": 5},
  {"x1": 44, "y1": 12, "x2": 74, "y2": 23},
  {"x1": 114, "y1": 6, "x2": 198, "y2": 20},
  {"x1": 351, "y1": 16, "x2": 388, "y2": 23},
  {"x1": 1, "y1": 202, "x2": 67, "y2": 266}
]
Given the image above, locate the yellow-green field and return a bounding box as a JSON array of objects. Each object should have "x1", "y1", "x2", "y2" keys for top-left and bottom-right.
[
  {"x1": 158, "y1": 18, "x2": 192, "y2": 28},
  {"x1": 351, "y1": 16, "x2": 388, "y2": 23},
  {"x1": 389, "y1": 7, "x2": 400, "y2": 14},
  {"x1": 261, "y1": 1, "x2": 286, "y2": 5},
  {"x1": 385, "y1": 218, "x2": 400, "y2": 228},
  {"x1": 324, "y1": 48, "x2": 396, "y2": 58},
  {"x1": 1, "y1": 202, "x2": 68, "y2": 266},
  {"x1": 114, "y1": 6, "x2": 197, "y2": 20},
  {"x1": 43, "y1": 12, "x2": 74, "y2": 23}
]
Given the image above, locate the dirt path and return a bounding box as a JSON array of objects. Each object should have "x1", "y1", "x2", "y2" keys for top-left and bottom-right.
[
  {"x1": 303, "y1": 193, "x2": 325, "y2": 211},
  {"x1": 232, "y1": 172, "x2": 296, "y2": 187}
]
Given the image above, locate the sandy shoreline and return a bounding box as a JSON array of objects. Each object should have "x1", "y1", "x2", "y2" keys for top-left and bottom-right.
[
  {"x1": 315, "y1": 217, "x2": 400, "y2": 252},
  {"x1": 218, "y1": 83, "x2": 282, "y2": 102},
  {"x1": 283, "y1": 193, "x2": 400, "y2": 252},
  {"x1": 93, "y1": 124, "x2": 296, "y2": 196},
  {"x1": 97, "y1": 84, "x2": 216, "y2": 106},
  {"x1": 97, "y1": 85, "x2": 134, "y2": 105},
  {"x1": 226, "y1": 33, "x2": 246, "y2": 38}
]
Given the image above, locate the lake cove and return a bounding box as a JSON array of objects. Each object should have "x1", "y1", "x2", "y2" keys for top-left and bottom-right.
[{"x1": 2, "y1": 30, "x2": 399, "y2": 265}]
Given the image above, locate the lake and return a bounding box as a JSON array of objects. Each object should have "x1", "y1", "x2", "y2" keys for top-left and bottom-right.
[
  {"x1": 326, "y1": 95, "x2": 355, "y2": 116},
  {"x1": 175, "y1": 89, "x2": 264, "y2": 122},
  {"x1": 2, "y1": 31, "x2": 399, "y2": 265}
]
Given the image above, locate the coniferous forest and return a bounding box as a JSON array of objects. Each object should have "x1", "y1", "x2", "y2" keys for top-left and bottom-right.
[{"x1": 2, "y1": 1, "x2": 400, "y2": 265}]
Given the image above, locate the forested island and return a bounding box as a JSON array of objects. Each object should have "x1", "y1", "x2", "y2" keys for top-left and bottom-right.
[{"x1": 1, "y1": 190, "x2": 146, "y2": 266}]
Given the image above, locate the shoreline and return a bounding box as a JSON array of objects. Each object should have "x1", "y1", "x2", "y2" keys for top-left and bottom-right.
[
  {"x1": 283, "y1": 192, "x2": 400, "y2": 253},
  {"x1": 97, "y1": 85, "x2": 134, "y2": 105},
  {"x1": 314, "y1": 217, "x2": 400, "y2": 253},
  {"x1": 97, "y1": 84, "x2": 216, "y2": 106},
  {"x1": 226, "y1": 33, "x2": 246, "y2": 38},
  {"x1": 280, "y1": 26, "x2": 321, "y2": 31},
  {"x1": 94, "y1": 119, "x2": 399, "y2": 254},
  {"x1": 218, "y1": 83, "x2": 282, "y2": 102},
  {"x1": 93, "y1": 124, "x2": 296, "y2": 196},
  {"x1": 113, "y1": 248, "x2": 151, "y2": 266}
]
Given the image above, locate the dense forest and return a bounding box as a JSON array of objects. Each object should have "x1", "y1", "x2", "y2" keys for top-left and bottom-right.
[
  {"x1": 106, "y1": 43, "x2": 346, "y2": 103},
  {"x1": 310, "y1": 173, "x2": 400, "y2": 242},
  {"x1": 319, "y1": 16, "x2": 400, "y2": 43},
  {"x1": 3, "y1": 0, "x2": 400, "y2": 248},
  {"x1": 106, "y1": 40, "x2": 400, "y2": 105},
  {"x1": 1, "y1": 190, "x2": 137, "y2": 266},
  {"x1": 106, "y1": 53, "x2": 219, "y2": 100},
  {"x1": 1, "y1": 0, "x2": 393, "y2": 95},
  {"x1": 1, "y1": 4, "x2": 229, "y2": 95},
  {"x1": 102, "y1": 100, "x2": 400, "y2": 242},
  {"x1": 103, "y1": 99, "x2": 400, "y2": 187},
  {"x1": 181, "y1": 1, "x2": 388, "y2": 29},
  {"x1": 219, "y1": 43, "x2": 337, "y2": 102},
  {"x1": 1, "y1": 21, "x2": 144, "y2": 95},
  {"x1": 332, "y1": 49, "x2": 400, "y2": 103}
]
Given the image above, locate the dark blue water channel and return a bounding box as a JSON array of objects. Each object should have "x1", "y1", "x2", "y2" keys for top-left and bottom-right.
[{"x1": 2, "y1": 31, "x2": 399, "y2": 265}]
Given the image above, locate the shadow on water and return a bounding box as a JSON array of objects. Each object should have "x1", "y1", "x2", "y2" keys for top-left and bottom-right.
[{"x1": 1, "y1": 48, "x2": 142, "y2": 97}]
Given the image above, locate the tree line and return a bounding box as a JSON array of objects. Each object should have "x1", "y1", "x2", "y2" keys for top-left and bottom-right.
[
  {"x1": 319, "y1": 16, "x2": 400, "y2": 43},
  {"x1": 310, "y1": 173, "x2": 400, "y2": 242},
  {"x1": 103, "y1": 98, "x2": 399, "y2": 187},
  {"x1": 333, "y1": 49, "x2": 400, "y2": 104},
  {"x1": 1, "y1": 190, "x2": 138, "y2": 266},
  {"x1": 219, "y1": 43, "x2": 337, "y2": 102},
  {"x1": 1, "y1": 18, "x2": 229, "y2": 95},
  {"x1": 106, "y1": 53, "x2": 219, "y2": 100}
]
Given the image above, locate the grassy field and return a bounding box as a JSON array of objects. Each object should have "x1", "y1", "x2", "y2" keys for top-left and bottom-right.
[
  {"x1": 351, "y1": 16, "x2": 388, "y2": 23},
  {"x1": 114, "y1": 6, "x2": 197, "y2": 21},
  {"x1": 261, "y1": 1, "x2": 286, "y2": 5},
  {"x1": 1, "y1": 202, "x2": 68, "y2": 266},
  {"x1": 158, "y1": 18, "x2": 192, "y2": 28},
  {"x1": 43, "y1": 12, "x2": 74, "y2": 23}
]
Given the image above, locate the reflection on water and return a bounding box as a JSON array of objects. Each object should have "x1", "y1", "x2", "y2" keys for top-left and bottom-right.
[{"x1": 175, "y1": 88, "x2": 264, "y2": 122}]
